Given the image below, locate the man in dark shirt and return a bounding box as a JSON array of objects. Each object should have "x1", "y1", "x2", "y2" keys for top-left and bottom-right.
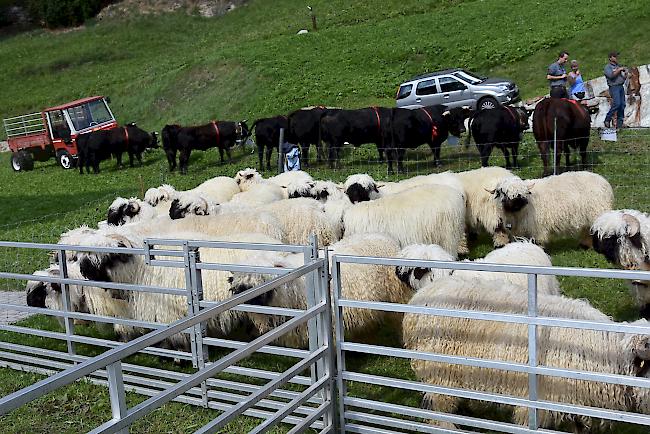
[
  {"x1": 547, "y1": 51, "x2": 569, "y2": 98},
  {"x1": 603, "y1": 51, "x2": 627, "y2": 129}
]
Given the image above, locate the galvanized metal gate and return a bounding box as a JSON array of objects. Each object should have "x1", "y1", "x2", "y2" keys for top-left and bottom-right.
[{"x1": 0, "y1": 236, "x2": 334, "y2": 433}]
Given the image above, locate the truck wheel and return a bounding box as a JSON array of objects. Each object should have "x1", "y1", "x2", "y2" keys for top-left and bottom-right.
[
  {"x1": 57, "y1": 150, "x2": 75, "y2": 169},
  {"x1": 478, "y1": 96, "x2": 499, "y2": 110},
  {"x1": 10, "y1": 151, "x2": 34, "y2": 172}
]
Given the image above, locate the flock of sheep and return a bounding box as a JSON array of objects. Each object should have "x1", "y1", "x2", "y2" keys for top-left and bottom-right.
[{"x1": 24, "y1": 165, "x2": 650, "y2": 432}]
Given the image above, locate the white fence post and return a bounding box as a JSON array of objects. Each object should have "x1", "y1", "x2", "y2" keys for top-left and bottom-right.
[{"x1": 330, "y1": 255, "x2": 347, "y2": 432}]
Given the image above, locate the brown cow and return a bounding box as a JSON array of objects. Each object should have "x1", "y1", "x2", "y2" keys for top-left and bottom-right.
[{"x1": 533, "y1": 97, "x2": 591, "y2": 177}]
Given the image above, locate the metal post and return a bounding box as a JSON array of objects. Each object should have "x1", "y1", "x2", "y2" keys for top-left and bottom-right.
[
  {"x1": 189, "y1": 248, "x2": 209, "y2": 408},
  {"x1": 553, "y1": 116, "x2": 557, "y2": 175},
  {"x1": 318, "y1": 246, "x2": 335, "y2": 429},
  {"x1": 107, "y1": 361, "x2": 128, "y2": 434},
  {"x1": 182, "y1": 242, "x2": 199, "y2": 368},
  {"x1": 527, "y1": 273, "x2": 538, "y2": 430},
  {"x1": 303, "y1": 236, "x2": 319, "y2": 387},
  {"x1": 57, "y1": 249, "x2": 76, "y2": 358},
  {"x1": 330, "y1": 257, "x2": 347, "y2": 432},
  {"x1": 278, "y1": 127, "x2": 285, "y2": 174}
]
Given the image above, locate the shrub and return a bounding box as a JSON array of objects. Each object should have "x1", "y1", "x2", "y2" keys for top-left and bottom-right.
[{"x1": 27, "y1": 0, "x2": 103, "y2": 29}]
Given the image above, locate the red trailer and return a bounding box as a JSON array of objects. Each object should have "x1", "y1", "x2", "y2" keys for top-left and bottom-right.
[{"x1": 3, "y1": 96, "x2": 118, "y2": 171}]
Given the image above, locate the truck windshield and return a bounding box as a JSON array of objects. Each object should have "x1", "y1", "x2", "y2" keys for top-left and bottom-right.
[{"x1": 66, "y1": 99, "x2": 113, "y2": 131}]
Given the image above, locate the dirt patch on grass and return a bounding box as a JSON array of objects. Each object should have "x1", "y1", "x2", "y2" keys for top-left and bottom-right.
[{"x1": 97, "y1": 0, "x2": 249, "y2": 20}]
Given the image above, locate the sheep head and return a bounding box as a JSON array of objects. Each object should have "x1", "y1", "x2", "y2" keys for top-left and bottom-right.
[
  {"x1": 107, "y1": 197, "x2": 143, "y2": 226},
  {"x1": 235, "y1": 168, "x2": 263, "y2": 192},
  {"x1": 227, "y1": 273, "x2": 274, "y2": 306},
  {"x1": 287, "y1": 180, "x2": 316, "y2": 199},
  {"x1": 591, "y1": 210, "x2": 649, "y2": 270},
  {"x1": 169, "y1": 194, "x2": 211, "y2": 220},
  {"x1": 344, "y1": 173, "x2": 380, "y2": 203},
  {"x1": 312, "y1": 180, "x2": 346, "y2": 202},
  {"x1": 491, "y1": 176, "x2": 531, "y2": 213},
  {"x1": 144, "y1": 184, "x2": 176, "y2": 206},
  {"x1": 75, "y1": 230, "x2": 139, "y2": 285},
  {"x1": 395, "y1": 244, "x2": 454, "y2": 291}
]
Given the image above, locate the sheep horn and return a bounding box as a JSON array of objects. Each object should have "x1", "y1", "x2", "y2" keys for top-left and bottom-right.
[
  {"x1": 527, "y1": 182, "x2": 535, "y2": 190},
  {"x1": 622, "y1": 214, "x2": 641, "y2": 237},
  {"x1": 484, "y1": 187, "x2": 496, "y2": 194},
  {"x1": 442, "y1": 110, "x2": 451, "y2": 116}
]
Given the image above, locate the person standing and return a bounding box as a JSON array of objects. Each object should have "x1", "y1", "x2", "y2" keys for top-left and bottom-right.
[
  {"x1": 547, "y1": 51, "x2": 569, "y2": 98},
  {"x1": 567, "y1": 60, "x2": 586, "y2": 100},
  {"x1": 603, "y1": 51, "x2": 627, "y2": 128}
]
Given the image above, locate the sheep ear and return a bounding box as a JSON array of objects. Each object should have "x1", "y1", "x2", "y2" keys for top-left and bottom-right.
[{"x1": 622, "y1": 214, "x2": 641, "y2": 237}]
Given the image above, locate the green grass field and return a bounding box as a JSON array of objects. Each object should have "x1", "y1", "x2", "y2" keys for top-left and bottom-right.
[{"x1": 1, "y1": 0, "x2": 650, "y2": 432}]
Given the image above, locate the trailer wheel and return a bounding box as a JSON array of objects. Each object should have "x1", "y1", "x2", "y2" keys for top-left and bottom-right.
[
  {"x1": 10, "y1": 151, "x2": 34, "y2": 172},
  {"x1": 56, "y1": 150, "x2": 75, "y2": 169}
]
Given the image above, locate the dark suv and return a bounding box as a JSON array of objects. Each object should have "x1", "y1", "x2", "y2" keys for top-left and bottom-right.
[{"x1": 396, "y1": 69, "x2": 520, "y2": 110}]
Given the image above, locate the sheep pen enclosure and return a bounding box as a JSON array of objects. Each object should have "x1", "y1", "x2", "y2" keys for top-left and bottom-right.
[{"x1": 1, "y1": 128, "x2": 650, "y2": 433}]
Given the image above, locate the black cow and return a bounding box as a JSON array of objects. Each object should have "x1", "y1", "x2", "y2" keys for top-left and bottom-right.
[
  {"x1": 286, "y1": 107, "x2": 340, "y2": 167},
  {"x1": 320, "y1": 107, "x2": 392, "y2": 169},
  {"x1": 389, "y1": 105, "x2": 470, "y2": 174},
  {"x1": 250, "y1": 115, "x2": 288, "y2": 171},
  {"x1": 162, "y1": 120, "x2": 250, "y2": 174},
  {"x1": 468, "y1": 106, "x2": 530, "y2": 168},
  {"x1": 161, "y1": 124, "x2": 181, "y2": 172},
  {"x1": 532, "y1": 97, "x2": 590, "y2": 177},
  {"x1": 77, "y1": 124, "x2": 158, "y2": 174}
]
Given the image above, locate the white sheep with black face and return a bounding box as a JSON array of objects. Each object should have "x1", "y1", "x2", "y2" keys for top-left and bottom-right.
[
  {"x1": 166, "y1": 176, "x2": 241, "y2": 219},
  {"x1": 62, "y1": 225, "x2": 285, "y2": 350},
  {"x1": 343, "y1": 173, "x2": 381, "y2": 203},
  {"x1": 395, "y1": 240, "x2": 561, "y2": 295},
  {"x1": 311, "y1": 180, "x2": 347, "y2": 202},
  {"x1": 107, "y1": 197, "x2": 165, "y2": 226},
  {"x1": 227, "y1": 233, "x2": 412, "y2": 348},
  {"x1": 234, "y1": 168, "x2": 314, "y2": 200},
  {"x1": 591, "y1": 209, "x2": 650, "y2": 318},
  {"x1": 490, "y1": 171, "x2": 614, "y2": 246},
  {"x1": 403, "y1": 275, "x2": 650, "y2": 432}
]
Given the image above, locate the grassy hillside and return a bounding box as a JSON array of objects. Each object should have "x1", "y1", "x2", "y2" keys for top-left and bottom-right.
[
  {"x1": 1, "y1": 1, "x2": 650, "y2": 432},
  {"x1": 1, "y1": 0, "x2": 649, "y2": 133}
]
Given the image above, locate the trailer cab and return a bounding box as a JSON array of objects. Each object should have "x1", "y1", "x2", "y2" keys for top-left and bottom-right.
[{"x1": 4, "y1": 96, "x2": 117, "y2": 171}]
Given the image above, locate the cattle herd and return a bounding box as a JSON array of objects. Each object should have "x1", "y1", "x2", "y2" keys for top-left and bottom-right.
[
  {"x1": 24, "y1": 153, "x2": 650, "y2": 430},
  {"x1": 74, "y1": 97, "x2": 592, "y2": 177}
]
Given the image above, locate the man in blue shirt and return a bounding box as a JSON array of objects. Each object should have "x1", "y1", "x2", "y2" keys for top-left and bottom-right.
[
  {"x1": 603, "y1": 51, "x2": 627, "y2": 129},
  {"x1": 547, "y1": 51, "x2": 569, "y2": 98}
]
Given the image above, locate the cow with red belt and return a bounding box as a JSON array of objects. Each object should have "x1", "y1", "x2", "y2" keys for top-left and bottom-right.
[
  {"x1": 389, "y1": 105, "x2": 470, "y2": 174},
  {"x1": 467, "y1": 105, "x2": 530, "y2": 168},
  {"x1": 533, "y1": 97, "x2": 590, "y2": 177},
  {"x1": 162, "y1": 120, "x2": 250, "y2": 174},
  {"x1": 319, "y1": 106, "x2": 392, "y2": 169},
  {"x1": 77, "y1": 123, "x2": 158, "y2": 174}
]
